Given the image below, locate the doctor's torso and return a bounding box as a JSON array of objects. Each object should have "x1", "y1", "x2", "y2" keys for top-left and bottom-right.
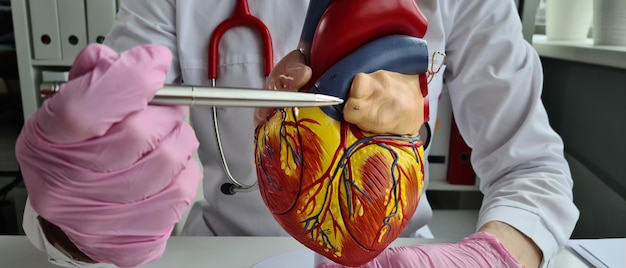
[{"x1": 106, "y1": 0, "x2": 451, "y2": 236}]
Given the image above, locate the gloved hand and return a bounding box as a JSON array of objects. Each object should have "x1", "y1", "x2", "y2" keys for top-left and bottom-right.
[
  {"x1": 315, "y1": 232, "x2": 524, "y2": 268},
  {"x1": 15, "y1": 44, "x2": 202, "y2": 267},
  {"x1": 255, "y1": 49, "x2": 425, "y2": 137}
]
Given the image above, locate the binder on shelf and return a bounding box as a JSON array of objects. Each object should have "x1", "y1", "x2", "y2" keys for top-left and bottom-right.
[
  {"x1": 86, "y1": 0, "x2": 118, "y2": 44},
  {"x1": 446, "y1": 116, "x2": 476, "y2": 185},
  {"x1": 28, "y1": 0, "x2": 62, "y2": 60},
  {"x1": 57, "y1": 0, "x2": 88, "y2": 61}
]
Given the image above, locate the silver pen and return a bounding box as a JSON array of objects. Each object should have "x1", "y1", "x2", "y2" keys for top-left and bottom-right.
[{"x1": 39, "y1": 82, "x2": 343, "y2": 108}]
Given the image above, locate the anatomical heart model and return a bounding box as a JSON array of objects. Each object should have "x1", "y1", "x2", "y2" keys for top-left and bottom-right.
[{"x1": 255, "y1": 0, "x2": 431, "y2": 266}]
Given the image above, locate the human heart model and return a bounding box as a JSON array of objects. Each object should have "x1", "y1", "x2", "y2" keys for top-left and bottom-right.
[{"x1": 255, "y1": 1, "x2": 430, "y2": 266}]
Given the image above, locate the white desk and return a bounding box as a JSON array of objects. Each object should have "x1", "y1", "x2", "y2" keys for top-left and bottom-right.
[{"x1": 0, "y1": 236, "x2": 593, "y2": 268}]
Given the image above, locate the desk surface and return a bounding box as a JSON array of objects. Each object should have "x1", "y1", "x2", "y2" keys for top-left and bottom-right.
[{"x1": 0, "y1": 236, "x2": 592, "y2": 268}]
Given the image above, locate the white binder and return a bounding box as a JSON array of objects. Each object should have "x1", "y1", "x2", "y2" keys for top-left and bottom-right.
[
  {"x1": 57, "y1": 0, "x2": 88, "y2": 61},
  {"x1": 28, "y1": 0, "x2": 62, "y2": 60},
  {"x1": 85, "y1": 0, "x2": 118, "y2": 44}
]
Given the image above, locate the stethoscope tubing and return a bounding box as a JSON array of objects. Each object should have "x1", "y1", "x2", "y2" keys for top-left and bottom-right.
[{"x1": 208, "y1": 0, "x2": 274, "y2": 195}]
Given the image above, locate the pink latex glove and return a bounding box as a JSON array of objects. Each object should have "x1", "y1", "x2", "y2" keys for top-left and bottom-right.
[
  {"x1": 15, "y1": 44, "x2": 202, "y2": 267},
  {"x1": 315, "y1": 232, "x2": 524, "y2": 268}
]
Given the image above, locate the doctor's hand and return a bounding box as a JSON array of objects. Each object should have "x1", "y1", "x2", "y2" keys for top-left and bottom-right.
[
  {"x1": 254, "y1": 49, "x2": 312, "y2": 126},
  {"x1": 344, "y1": 71, "x2": 424, "y2": 136},
  {"x1": 315, "y1": 231, "x2": 524, "y2": 268},
  {"x1": 15, "y1": 44, "x2": 202, "y2": 267},
  {"x1": 256, "y1": 50, "x2": 425, "y2": 137}
]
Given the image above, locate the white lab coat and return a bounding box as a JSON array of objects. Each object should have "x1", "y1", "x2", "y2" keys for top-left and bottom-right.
[{"x1": 23, "y1": 0, "x2": 578, "y2": 267}]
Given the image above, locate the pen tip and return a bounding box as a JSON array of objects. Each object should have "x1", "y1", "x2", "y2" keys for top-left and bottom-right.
[{"x1": 315, "y1": 94, "x2": 344, "y2": 104}]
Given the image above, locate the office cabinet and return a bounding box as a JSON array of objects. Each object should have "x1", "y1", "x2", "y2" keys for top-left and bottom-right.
[{"x1": 11, "y1": 0, "x2": 118, "y2": 120}]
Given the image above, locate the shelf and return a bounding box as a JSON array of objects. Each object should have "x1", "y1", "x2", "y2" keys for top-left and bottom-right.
[
  {"x1": 427, "y1": 180, "x2": 479, "y2": 192},
  {"x1": 532, "y1": 34, "x2": 626, "y2": 69},
  {"x1": 31, "y1": 59, "x2": 74, "y2": 67}
]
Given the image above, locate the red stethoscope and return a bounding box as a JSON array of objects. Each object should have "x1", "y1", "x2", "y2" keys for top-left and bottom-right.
[{"x1": 208, "y1": 0, "x2": 273, "y2": 195}]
